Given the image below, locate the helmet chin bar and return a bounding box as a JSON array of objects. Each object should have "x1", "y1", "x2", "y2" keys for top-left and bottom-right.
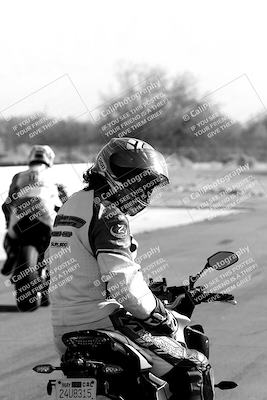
[
  {"x1": 123, "y1": 199, "x2": 147, "y2": 216},
  {"x1": 98, "y1": 169, "x2": 157, "y2": 216},
  {"x1": 105, "y1": 178, "x2": 150, "y2": 216},
  {"x1": 115, "y1": 191, "x2": 148, "y2": 216}
]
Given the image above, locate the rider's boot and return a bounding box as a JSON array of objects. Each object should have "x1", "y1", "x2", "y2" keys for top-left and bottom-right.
[
  {"x1": 1, "y1": 234, "x2": 19, "y2": 276},
  {"x1": 162, "y1": 362, "x2": 215, "y2": 400},
  {"x1": 40, "y1": 267, "x2": 50, "y2": 307}
]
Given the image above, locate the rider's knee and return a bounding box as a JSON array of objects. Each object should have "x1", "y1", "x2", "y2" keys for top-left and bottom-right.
[
  {"x1": 162, "y1": 365, "x2": 191, "y2": 399},
  {"x1": 186, "y1": 348, "x2": 210, "y2": 370},
  {"x1": 4, "y1": 233, "x2": 18, "y2": 253}
]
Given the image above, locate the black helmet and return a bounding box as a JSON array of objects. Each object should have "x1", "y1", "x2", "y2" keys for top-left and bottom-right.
[{"x1": 91, "y1": 138, "x2": 169, "y2": 216}]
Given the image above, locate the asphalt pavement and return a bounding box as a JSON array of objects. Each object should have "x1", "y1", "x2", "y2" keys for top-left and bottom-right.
[{"x1": 0, "y1": 199, "x2": 266, "y2": 400}]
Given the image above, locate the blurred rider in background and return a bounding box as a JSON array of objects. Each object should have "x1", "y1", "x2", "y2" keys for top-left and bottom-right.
[
  {"x1": 47, "y1": 137, "x2": 214, "y2": 400},
  {"x1": 1, "y1": 145, "x2": 68, "y2": 276}
]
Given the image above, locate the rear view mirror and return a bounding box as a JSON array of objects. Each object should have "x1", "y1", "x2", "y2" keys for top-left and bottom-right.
[
  {"x1": 207, "y1": 251, "x2": 238, "y2": 270},
  {"x1": 188, "y1": 251, "x2": 239, "y2": 289}
]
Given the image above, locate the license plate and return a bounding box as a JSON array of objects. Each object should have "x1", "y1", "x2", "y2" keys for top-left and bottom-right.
[{"x1": 55, "y1": 378, "x2": 97, "y2": 399}]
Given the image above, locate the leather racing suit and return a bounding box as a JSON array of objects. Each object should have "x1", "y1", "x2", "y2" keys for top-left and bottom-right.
[
  {"x1": 46, "y1": 184, "x2": 214, "y2": 400},
  {"x1": 2, "y1": 163, "x2": 67, "y2": 237},
  {"x1": 1, "y1": 164, "x2": 68, "y2": 275}
]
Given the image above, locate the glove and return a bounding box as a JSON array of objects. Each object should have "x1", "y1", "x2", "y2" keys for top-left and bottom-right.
[
  {"x1": 190, "y1": 286, "x2": 209, "y2": 305},
  {"x1": 141, "y1": 296, "x2": 178, "y2": 335},
  {"x1": 56, "y1": 184, "x2": 68, "y2": 204}
]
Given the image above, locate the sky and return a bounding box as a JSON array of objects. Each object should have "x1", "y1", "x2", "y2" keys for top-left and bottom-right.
[{"x1": 0, "y1": 0, "x2": 266, "y2": 123}]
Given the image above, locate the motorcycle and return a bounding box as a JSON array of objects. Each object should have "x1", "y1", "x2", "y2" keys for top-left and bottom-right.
[
  {"x1": 3, "y1": 183, "x2": 68, "y2": 312},
  {"x1": 9, "y1": 215, "x2": 51, "y2": 312},
  {"x1": 33, "y1": 251, "x2": 239, "y2": 399}
]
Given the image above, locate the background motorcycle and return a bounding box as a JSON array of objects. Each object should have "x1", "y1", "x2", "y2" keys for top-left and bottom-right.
[
  {"x1": 10, "y1": 213, "x2": 51, "y2": 312},
  {"x1": 33, "y1": 251, "x2": 239, "y2": 399}
]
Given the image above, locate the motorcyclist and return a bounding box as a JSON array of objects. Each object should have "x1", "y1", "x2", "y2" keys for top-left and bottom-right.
[
  {"x1": 47, "y1": 137, "x2": 214, "y2": 399},
  {"x1": 1, "y1": 145, "x2": 68, "y2": 276}
]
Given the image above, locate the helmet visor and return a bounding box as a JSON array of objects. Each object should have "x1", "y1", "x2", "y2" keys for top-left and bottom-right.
[{"x1": 110, "y1": 148, "x2": 169, "y2": 182}]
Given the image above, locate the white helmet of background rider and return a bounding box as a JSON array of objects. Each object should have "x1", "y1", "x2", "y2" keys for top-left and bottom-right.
[
  {"x1": 28, "y1": 145, "x2": 55, "y2": 168},
  {"x1": 91, "y1": 138, "x2": 169, "y2": 216}
]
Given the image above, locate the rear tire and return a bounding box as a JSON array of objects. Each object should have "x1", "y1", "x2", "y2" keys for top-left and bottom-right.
[
  {"x1": 40, "y1": 266, "x2": 50, "y2": 307},
  {"x1": 13, "y1": 245, "x2": 40, "y2": 312}
]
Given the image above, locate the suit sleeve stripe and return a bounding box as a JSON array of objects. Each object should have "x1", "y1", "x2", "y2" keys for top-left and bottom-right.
[{"x1": 96, "y1": 249, "x2": 132, "y2": 259}]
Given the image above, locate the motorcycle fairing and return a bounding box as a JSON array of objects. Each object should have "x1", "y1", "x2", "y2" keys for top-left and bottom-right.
[
  {"x1": 61, "y1": 330, "x2": 169, "y2": 400},
  {"x1": 185, "y1": 325, "x2": 209, "y2": 358},
  {"x1": 109, "y1": 310, "x2": 195, "y2": 368}
]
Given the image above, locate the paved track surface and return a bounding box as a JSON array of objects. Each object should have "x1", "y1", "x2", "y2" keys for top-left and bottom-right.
[{"x1": 0, "y1": 199, "x2": 266, "y2": 400}]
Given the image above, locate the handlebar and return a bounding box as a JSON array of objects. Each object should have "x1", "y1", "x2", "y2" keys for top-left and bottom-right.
[
  {"x1": 196, "y1": 292, "x2": 236, "y2": 304},
  {"x1": 148, "y1": 280, "x2": 237, "y2": 314}
]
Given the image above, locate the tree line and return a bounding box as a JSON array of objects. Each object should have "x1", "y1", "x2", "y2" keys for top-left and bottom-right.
[{"x1": 1, "y1": 66, "x2": 267, "y2": 164}]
